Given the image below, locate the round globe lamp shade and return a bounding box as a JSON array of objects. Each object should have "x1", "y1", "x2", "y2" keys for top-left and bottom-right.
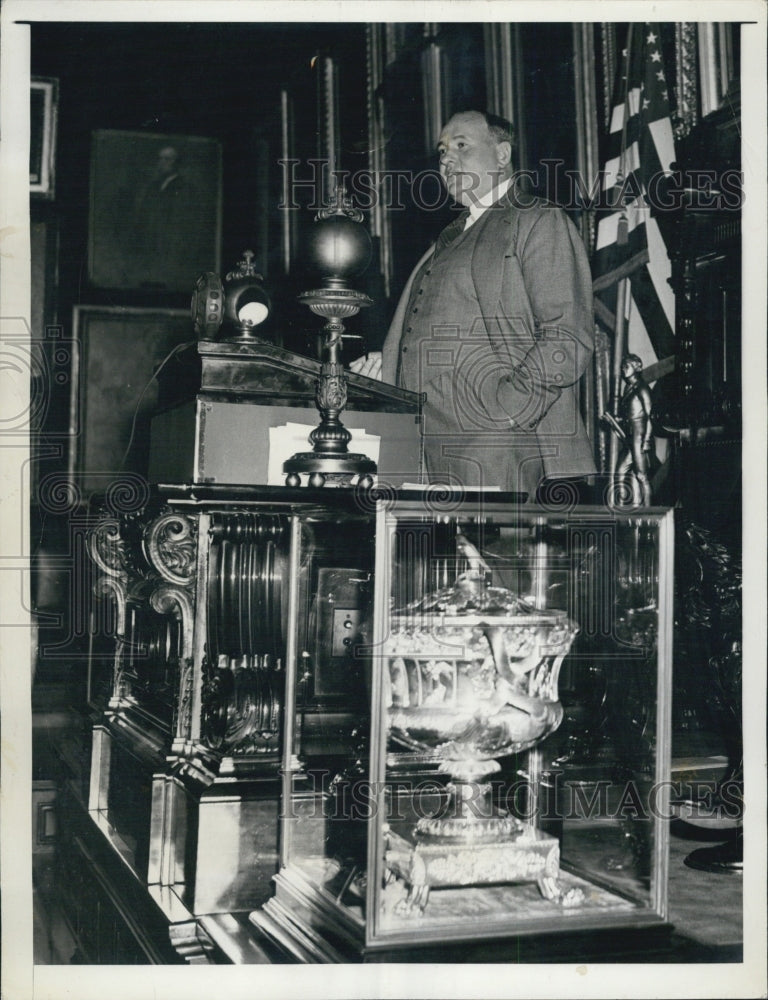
[
  {"x1": 305, "y1": 214, "x2": 372, "y2": 286},
  {"x1": 224, "y1": 279, "x2": 271, "y2": 328}
]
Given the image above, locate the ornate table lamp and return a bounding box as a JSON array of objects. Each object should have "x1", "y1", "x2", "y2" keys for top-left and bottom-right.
[{"x1": 283, "y1": 185, "x2": 376, "y2": 488}]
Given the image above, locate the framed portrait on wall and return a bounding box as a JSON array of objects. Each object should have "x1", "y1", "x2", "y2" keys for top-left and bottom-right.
[
  {"x1": 68, "y1": 305, "x2": 191, "y2": 494},
  {"x1": 88, "y1": 129, "x2": 222, "y2": 291},
  {"x1": 30, "y1": 77, "x2": 58, "y2": 198}
]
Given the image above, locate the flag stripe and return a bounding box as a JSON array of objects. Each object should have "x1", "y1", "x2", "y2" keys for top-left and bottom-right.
[
  {"x1": 594, "y1": 296, "x2": 617, "y2": 331},
  {"x1": 645, "y1": 216, "x2": 676, "y2": 326},
  {"x1": 648, "y1": 118, "x2": 676, "y2": 172},
  {"x1": 593, "y1": 21, "x2": 677, "y2": 376},
  {"x1": 593, "y1": 248, "x2": 650, "y2": 292},
  {"x1": 630, "y1": 265, "x2": 675, "y2": 359}
]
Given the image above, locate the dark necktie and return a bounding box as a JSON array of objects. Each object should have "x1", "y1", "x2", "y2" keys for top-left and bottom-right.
[{"x1": 435, "y1": 208, "x2": 471, "y2": 254}]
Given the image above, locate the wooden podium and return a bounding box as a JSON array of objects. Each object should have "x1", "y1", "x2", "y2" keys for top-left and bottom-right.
[{"x1": 148, "y1": 340, "x2": 423, "y2": 488}]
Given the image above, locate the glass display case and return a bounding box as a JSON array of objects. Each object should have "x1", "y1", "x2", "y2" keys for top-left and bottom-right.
[{"x1": 254, "y1": 497, "x2": 674, "y2": 961}]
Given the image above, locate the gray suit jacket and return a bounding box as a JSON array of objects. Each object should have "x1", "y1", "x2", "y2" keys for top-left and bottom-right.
[{"x1": 381, "y1": 191, "x2": 597, "y2": 481}]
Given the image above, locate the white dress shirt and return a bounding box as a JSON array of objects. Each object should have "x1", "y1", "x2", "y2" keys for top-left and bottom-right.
[{"x1": 463, "y1": 176, "x2": 513, "y2": 230}]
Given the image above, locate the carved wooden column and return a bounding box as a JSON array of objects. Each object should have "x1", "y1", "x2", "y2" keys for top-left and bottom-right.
[
  {"x1": 666, "y1": 218, "x2": 699, "y2": 430},
  {"x1": 86, "y1": 514, "x2": 131, "y2": 712},
  {"x1": 141, "y1": 510, "x2": 198, "y2": 754},
  {"x1": 87, "y1": 504, "x2": 199, "y2": 831},
  {"x1": 674, "y1": 23, "x2": 699, "y2": 140}
]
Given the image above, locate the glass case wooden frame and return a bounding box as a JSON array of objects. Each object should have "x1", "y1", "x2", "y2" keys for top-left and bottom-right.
[{"x1": 257, "y1": 498, "x2": 674, "y2": 961}]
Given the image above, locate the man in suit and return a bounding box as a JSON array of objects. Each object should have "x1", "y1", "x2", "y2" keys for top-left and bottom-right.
[
  {"x1": 351, "y1": 110, "x2": 596, "y2": 496},
  {"x1": 132, "y1": 145, "x2": 200, "y2": 287}
]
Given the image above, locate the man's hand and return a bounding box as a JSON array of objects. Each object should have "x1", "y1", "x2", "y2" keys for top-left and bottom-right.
[{"x1": 349, "y1": 351, "x2": 383, "y2": 380}]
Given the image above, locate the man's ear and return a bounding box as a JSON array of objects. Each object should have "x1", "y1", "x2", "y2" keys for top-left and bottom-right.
[{"x1": 496, "y1": 140, "x2": 512, "y2": 168}]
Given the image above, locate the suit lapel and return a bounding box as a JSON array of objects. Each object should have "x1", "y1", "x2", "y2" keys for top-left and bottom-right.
[{"x1": 470, "y1": 192, "x2": 515, "y2": 332}]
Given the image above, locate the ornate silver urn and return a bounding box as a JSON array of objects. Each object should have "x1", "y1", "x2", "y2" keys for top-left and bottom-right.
[{"x1": 381, "y1": 536, "x2": 581, "y2": 912}]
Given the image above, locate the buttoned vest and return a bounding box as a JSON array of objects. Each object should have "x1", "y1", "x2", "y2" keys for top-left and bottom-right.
[{"x1": 396, "y1": 218, "x2": 486, "y2": 396}]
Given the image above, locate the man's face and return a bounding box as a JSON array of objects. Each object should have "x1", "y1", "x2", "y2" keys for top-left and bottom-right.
[
  {"x1": 437, "y1": 113, "x2": 509, "y2": 207},
  {"x1": 157, "y1": 147, "x2": 179, "y2": 176}
]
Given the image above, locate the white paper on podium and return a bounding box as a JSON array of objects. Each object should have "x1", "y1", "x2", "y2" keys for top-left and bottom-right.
[{"x1": 267, "y1": 422, "x2": 381, "y2": 485}]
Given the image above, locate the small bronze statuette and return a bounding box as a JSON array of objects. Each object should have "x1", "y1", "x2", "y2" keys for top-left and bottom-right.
[{"x1": 602, "y1": 354, "x2": 654, "y2": 507}]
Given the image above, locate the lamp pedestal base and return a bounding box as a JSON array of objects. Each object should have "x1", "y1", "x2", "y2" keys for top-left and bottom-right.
[
  {"x1": 284, "y1": 452, "x2": 376, "y2": 489},
  {"x1": 283, "y1": 285, "x2": 376, "y2": 488}
]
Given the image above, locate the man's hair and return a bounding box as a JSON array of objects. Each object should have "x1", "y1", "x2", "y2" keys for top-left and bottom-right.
[
  {"x1": 624, "y1": 353, "x2": 643, "y2": 371},
  {"x1": 482, "y1": 111, "x2": 516, "y2": 151},
  {"x1": 451, "y1": 109, "x2": 516, "y2": 161}
]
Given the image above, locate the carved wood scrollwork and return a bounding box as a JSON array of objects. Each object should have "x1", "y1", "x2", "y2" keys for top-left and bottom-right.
[
  {"x1": 142, "y1": 514, "x2": 197, "y2": 736},
  {"x1": 90, "y1": 539, "x2": 131, "y2": 705},
  {"x1": 150, "y1": 584, "x2": 194, "y2": 658},
  {"x1": 671, "y1": 518, "x2": 743, "y2": 826},
  {"x1": 143, "y1": 511, "x2": 198, "y2": 586},
  {"x1": 112, "y1": 637, "x2": 127, "y2": 701},
  {"x1": 674, "y1": 23, "x2": 699, "y2": 141},
  {"x1": 175, "y1": 656, "x2": 195, "y2": 744},
  {"x1": 87, "y1": 506, "x2": 199, "y2": 734},
  {"x1": 201, "y1": 655, "x2": 282, "y2": 755},
  {"x1": 93, "y1": 574, "x2": 128, "y2": 636},
  {"x1": 200, "y1": 655, "x2": 229, "y2": 751},
  {"x1": 87, "y1": 517, "x2": 130, "y2": 578},
  {"x1": 150, "y1": 584, "x2": 196, "y2": 742}
]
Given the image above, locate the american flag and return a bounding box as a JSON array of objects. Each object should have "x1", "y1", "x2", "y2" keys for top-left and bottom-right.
[{"x1": 593, "y1": 23, "x2": 677, "y2": 385}]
